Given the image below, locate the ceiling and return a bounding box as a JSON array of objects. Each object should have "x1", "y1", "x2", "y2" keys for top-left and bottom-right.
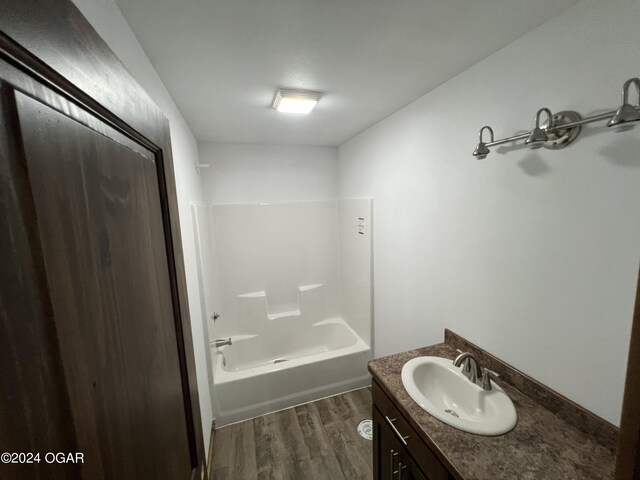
[{"x1": 115, "y1": 0, "x2": 579, "y2": 147}]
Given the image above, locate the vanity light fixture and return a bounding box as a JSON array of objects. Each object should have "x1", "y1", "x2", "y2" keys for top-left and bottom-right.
[
  {"x1": 272, "y1": 88, "x2": 322, "y2": 114},
  {"x1": 607, "y1": 77, "x2": 640, "y2": 131},
  {"x1": 471, "y1": 76, "x2": 640, "y2": 159}
]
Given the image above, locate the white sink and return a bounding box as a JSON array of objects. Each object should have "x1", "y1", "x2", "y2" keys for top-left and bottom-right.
[{"x1": 401, "y1": 356, "x2": 517, "y2": 436}]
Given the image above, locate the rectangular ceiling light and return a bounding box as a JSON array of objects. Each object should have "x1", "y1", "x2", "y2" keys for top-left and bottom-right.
[{"x1": 272, "y1": 89, "x2": 321, "y2": 114}]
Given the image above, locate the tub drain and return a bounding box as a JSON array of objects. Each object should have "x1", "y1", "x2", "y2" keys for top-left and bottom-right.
[
  {"x1": 445, "y1": 409, "x2": 459, "y2": 418},
  {"x1": 357, "y1": 419, "x2": 373, "y2": 440}
]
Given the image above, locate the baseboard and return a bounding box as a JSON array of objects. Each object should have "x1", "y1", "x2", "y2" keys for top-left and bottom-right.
[{"x1": 215, "y1": 374, "x2": 370, "y2": 427}]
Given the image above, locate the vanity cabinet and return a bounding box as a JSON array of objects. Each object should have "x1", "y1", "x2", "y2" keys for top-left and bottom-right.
[{"x1": 373, "y1": 381, "x2": 455, "y2": 480}]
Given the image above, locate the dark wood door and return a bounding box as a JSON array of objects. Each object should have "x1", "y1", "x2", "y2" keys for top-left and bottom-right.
[
  {"x1": 21, "y1": 89, "x2": 192, "y2": 478},
  {"x1": 0, "y1": 2, "x2": 204, "y2": 479}
]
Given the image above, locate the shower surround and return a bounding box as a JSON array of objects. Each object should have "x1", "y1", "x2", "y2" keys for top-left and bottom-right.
[{"x1": 192, "y1": 199, "x2": 372, "y2": 425}]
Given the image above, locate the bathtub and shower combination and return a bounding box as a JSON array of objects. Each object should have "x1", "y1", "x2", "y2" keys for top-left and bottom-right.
[
  {"x1": 211, "y1": 285, "x2": 371, "y2": 425},
  {"x1": 213, "y1": 316, "x2": 370, "y2": 425},
  {"x1": 193, "y1": 199, "x2": 373, "y2": 426}
]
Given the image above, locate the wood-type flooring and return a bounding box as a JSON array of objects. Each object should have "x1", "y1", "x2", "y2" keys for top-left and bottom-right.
[{"x1": 212, "y1": 388, "x2": 373, "y2": 480}]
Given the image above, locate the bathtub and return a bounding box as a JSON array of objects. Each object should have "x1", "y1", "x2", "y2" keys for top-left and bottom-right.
[{"x1": 212, "y1": 317, "x2": 371, "y2": 426}]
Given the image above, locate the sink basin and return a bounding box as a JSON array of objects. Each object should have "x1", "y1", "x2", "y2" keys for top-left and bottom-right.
[{"x1": 401, "y1": 356, "x2": 517, "y2": 436}]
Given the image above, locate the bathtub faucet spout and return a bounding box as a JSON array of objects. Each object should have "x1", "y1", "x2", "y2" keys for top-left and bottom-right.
[{"x1": 213, "y1": 337, "x2": 232, "y2": 348}]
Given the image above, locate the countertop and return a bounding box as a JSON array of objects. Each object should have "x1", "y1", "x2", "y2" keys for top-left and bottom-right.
[{"x1": 368, "y1": 340, "x2": 617, "y2": 480}]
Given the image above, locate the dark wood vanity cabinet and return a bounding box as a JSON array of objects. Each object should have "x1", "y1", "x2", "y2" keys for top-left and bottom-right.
[
  {"x1": 373, "y1": 407, "x2": 428, "y2": 480},
  {"x1": 373, "y1": 381, "x2": 455, "y2": 480}
]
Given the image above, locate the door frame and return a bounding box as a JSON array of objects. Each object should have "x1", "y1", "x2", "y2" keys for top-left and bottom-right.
[{"x1": 0, "y1": 1, "x2": 205, "y2": 477}]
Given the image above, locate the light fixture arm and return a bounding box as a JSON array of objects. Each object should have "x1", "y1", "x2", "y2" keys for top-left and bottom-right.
[
  {"x1": 535, "y1": 107, "x2": 554, "y2": 130},
  {"x1": 479, "y1": 125, "x2": 494, "y2": 144},
  {"x1": 472, "y1": 125, "x2": 494, "y2": 159},
  {"x1": 621, "y1": 78, "x2": 640, "y2": 106}
]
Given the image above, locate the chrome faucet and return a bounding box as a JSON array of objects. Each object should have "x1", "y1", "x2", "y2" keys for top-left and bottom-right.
[
  {"x1": 453, "y1": 350, "x2": 481, "y2": 383},
  {"x1": 453, "y1": 350, "x2": 500, "y2": 391},
  {"x1": 212, "y1": 337, "x2": 232, "y2": 348}
]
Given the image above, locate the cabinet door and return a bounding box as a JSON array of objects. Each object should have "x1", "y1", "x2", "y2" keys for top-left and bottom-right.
[
  {"x1": 400, "y1": 452, "x2": 428, "y2": 480},
  {"x1": 372, "y1": 382, "x2": 452, "y2": 480},
  {"x1": 373, "y1": 406, "x2": 403, "y2": 480},
  {"x1": 373, "y1": 406, "x2": 432, "y2": 480}
]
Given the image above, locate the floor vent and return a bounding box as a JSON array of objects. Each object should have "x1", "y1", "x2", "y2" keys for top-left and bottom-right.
[{"x1": 357, "y1": 419, "x2": 373, "y2": 440}]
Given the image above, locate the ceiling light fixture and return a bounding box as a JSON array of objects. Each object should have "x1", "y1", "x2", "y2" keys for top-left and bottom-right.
[{"x1": 272, "y1": 88, "x2": 321, "y2": 114}]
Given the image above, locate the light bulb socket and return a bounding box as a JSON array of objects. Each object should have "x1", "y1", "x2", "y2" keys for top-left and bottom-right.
[
  {"x1": 608, "y1": 78, "x2": 640, "y2": 130},
  {"x1": 472, "y1": 126, "x2": 494, "y2": 159},
  {"x1": 525, "y1": 108, "x2": 554, "y2": 148},
  {"x1": 473, "y1": 143, "x2": 490, "y2": 159}
]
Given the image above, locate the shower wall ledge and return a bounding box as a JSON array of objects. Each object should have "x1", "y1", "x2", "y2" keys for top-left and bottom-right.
[{"x1": 231, "y1": 283, "x2": 327, "y2": 335}]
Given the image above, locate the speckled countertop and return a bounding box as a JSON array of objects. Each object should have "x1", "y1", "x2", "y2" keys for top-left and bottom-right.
[{"x1": 368, "y1": 336, "x2": 618, "y2": 480}]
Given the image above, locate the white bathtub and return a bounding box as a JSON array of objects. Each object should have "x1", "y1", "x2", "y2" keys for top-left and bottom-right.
[{"x1": 212, "y1": 317, "x2": 371, "y2": 426}]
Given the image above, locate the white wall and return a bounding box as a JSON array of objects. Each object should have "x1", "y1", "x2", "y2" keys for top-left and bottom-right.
[
  {"x1": 207, "y1": 201, "x2": 341, "y2": 338},
  {"x1": 71, "y1": 0, "x2": 214, "y2": 452},
  {"x1": 197, "y1": 142, "x2": 340, "y2": 339},
  {"x1": 339, "y1": 0, "x2": 640, "y2": 426},
  {"x1": 196, "y1": 142, "x2": 373, "y2": 354},
  {"x1": 339, "y1": 199, "x2": 373, "y2": 346},
  {"x1": 197, "y1": 142, "x2": 341, "y2": 348},
  {"x1": 198, "y1": 143, "x2": 338, "y2": 204}
]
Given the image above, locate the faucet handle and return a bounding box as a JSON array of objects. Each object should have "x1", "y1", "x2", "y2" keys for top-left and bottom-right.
[{"x1": 481, "y1": 368, "x2": 500, "y2": 390}]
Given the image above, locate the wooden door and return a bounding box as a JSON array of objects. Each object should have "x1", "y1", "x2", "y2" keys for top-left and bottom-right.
[{"x1": 0, "y1": 1, "x2": 204, "y2": 479}]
